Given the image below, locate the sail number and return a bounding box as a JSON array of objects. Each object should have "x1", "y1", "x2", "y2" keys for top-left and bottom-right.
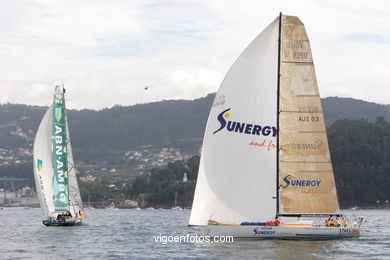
[
  {"x1": 298, "y1": 106, "x2": 319, "y2": 112},
  {"x1": 213, "y1": 94, "x2": 226, "y2": 108},
  {"x1": 299, "y1": 116, "x2": 320, "y2": 122},
  {"x1": 284, "y1": 51, "x2": 308, "y2": 60}
]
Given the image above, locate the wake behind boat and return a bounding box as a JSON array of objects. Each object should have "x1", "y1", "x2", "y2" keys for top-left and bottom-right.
[
  {"x1": 189, "y1": 14, "x2": 362, "y2": 239},
  {"x1": 33, "y1": 85, "x2": 85, "y2": 226}
]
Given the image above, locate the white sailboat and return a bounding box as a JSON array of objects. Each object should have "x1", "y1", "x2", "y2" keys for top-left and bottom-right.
[
  {"x1": 33, "y1": 85, "x2": 85, "y2": 226},
  {"x1": 189, "y1": 14, "x2": 362, "y2": 238},
  {"x1": 172, "y1": 191, "x2": 183, "y2": 210}
]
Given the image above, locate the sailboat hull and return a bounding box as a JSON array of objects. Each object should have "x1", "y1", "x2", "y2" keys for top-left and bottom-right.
[
  {"x1": 43, "y1": 217, "x2": 84, "y2": 226},
  {"x1": 201, "y1": 225, "x2": 360, "y2": 239}
]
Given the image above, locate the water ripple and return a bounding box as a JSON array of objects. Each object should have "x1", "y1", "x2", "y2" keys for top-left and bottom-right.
[{"x1": 1, "y1": 208, "x2": 390, "y2": 259}]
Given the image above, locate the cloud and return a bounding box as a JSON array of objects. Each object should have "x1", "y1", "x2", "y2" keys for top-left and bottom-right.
[
  {"x1": 342, "y1": 34, "x2": 389, "y2": 44},
  {"x1": 0, "y1": 0, "x2": 389, "y2": 109},
  {"x1": 158, "y1": 68, "x2": 223, "y2": 100}
]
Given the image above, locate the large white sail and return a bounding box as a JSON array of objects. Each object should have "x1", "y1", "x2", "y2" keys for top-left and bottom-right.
[
  {"x1": 189, "y1": 18, "x2": 279, "y2": 225},
  {"x1": 278, "y1": 16, "x2": 339, "y2": 214},
  {"x1": 33, "y1": 105, "x2": 55, "y2": 218}
]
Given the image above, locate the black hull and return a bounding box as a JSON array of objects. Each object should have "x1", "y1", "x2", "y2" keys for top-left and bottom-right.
[{"x1": 43, "y1": 218, "x2": 84, "y2": 226}]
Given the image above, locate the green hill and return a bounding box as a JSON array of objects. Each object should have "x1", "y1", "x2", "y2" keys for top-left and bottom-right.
[
  {"x1": 0, "y1": 95, "x2": 389, "y2": 156},
  {"x1": 0, "y1": 96, "x2": 389, "y2": 208}
]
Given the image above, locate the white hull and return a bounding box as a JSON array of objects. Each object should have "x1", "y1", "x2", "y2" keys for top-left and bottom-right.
[{"x1": 201, "y1": 225, "x2": 360, "y2": 239}]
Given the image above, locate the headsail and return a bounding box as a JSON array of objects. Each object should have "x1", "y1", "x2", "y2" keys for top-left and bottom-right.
[
  {"x1": 189, "y1": 18, "x2": 279, "y2": 225},
  {"x1": 33, "y1": 105, "x2": 55, "y2": 218},
  {"x1": 278, "y1": 16, "x2": 339, "y2": 214}
]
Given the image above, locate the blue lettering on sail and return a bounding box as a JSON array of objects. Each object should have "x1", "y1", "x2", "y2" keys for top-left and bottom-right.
[
  {"x1": 253, "y1": 228, "x2": 276, "y2": 235},
  {"x1": 282, "y1": 175, "x2": 322, "y2": 189},
  {"x1": 213, "y1": 108, "x2": 277, "y2": 137}
]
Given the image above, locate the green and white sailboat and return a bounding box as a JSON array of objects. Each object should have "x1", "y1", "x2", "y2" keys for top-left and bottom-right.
[
  {"x1": 189, "y1": 14, "x2": 362, "y2": 238},
  {"x1": 33, "y1": 85, "x2": 85, "y2": 226}
]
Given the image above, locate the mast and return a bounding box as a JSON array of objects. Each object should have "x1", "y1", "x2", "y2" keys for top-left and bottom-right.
[{"x1": 276, "y1": 12, "x2": 282, "y2": 217}]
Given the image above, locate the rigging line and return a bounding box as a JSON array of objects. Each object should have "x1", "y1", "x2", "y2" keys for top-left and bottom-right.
[
  {"x1": 69, "y1": 185, "x2": 79, "y2": 191},
  {"x1": 67, "y1": 163, "x2": 74, "y2": 174},
  {"x1": 70, "y1": 188, "x2": 79, "y2": 200}
]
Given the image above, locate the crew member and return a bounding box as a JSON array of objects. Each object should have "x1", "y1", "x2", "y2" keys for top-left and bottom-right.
[
  {"x1": 65, "y1": 210, "x2": 72, "y2": 218},
  {"x1": 334, "y1": 217, "x2": 341, "y2": 227},
  {"x1": 77, "y1": 210, "x2": 85, "y2": 218},
  {"x1": 342, "y1": 217, "x2": 348, "y2": 227},
  {"x1": 325, "y1": 217, "x2": 331, "y2": 227},
  {"x1": 57, "y1": 213, "x2": 64, "y2": 221}
]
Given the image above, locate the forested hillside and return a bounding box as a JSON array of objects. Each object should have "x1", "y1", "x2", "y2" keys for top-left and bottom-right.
[
  {"x1": 329, "y1": 117, "x2": 390, "y2": 207},
  {"x1": 1, "y1": 96, "x2": 389, "y2": 208},
  {"x1": 124, "y1": 118, "x2": 390, "y2": 208},
  {"x1": 1, "y1": 95, "x2": 389, "y2": 157}
]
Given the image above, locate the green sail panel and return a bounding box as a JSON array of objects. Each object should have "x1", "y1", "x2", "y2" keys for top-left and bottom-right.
[{"x1": 52, "y1": 86, "x2": 69, "y2": 211}]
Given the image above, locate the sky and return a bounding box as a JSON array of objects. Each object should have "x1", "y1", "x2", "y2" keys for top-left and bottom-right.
[{"x1": 0, "y1": 0, "x2": 389, "y2": 109}]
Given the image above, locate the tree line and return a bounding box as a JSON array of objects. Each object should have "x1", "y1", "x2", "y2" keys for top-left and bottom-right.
[
  {"x1": 103, "y1": 117, "x2": 390, "y2": 208},
  {"x1": 1, "y1": 115, "x2": 389, "y2": 208}
]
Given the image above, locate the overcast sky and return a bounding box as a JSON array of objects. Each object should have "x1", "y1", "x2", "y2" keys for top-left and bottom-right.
[{"x1": 0, "y1": 0, "x2": 389, "y2": 109}]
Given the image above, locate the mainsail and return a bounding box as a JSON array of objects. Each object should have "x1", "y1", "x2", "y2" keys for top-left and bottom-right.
[
  {"x1": 52, "y1": 86, "x2": 69, "y2": 211},
  {"x1": 278, "y1": 16, "x2": 339, "y2": 214},
  {"x1": 190, "y1": 14, "x2": 339, "y2": 226},
  {"x1": 66, "y1": 118, "x2": 84, "y2": 215}
]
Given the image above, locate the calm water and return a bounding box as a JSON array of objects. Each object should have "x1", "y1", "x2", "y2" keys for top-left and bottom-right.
[{"x1": 1, "y1": 208, "x2": 389, "y2": 259}]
